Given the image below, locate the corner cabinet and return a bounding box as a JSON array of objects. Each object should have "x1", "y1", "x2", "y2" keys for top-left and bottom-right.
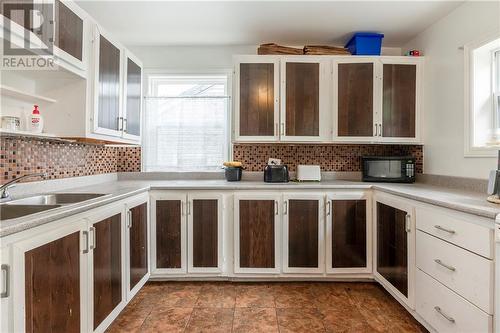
[
  {"x1": 374, "y1": 192, "x2": 416, "y2": 309},
  {"x1": 91, "y1": 25, "x2": 142, "y2": 143}
]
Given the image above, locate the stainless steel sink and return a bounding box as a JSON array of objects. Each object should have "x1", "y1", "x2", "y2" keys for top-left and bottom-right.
[
  {"x1": 0, "y1": 204, "x2": 62, "y2": 220},
  {"x1": 5, "y1": 193, "x2": 106, "y2": 206}
]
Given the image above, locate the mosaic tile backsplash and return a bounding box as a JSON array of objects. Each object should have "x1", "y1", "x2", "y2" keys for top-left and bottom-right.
[
  {"x1": 0, "y1": 136, "x2": 141, "y2": 185},
  {"x1": 233, "y1": 144, "x2": 423, "y2": 173}
]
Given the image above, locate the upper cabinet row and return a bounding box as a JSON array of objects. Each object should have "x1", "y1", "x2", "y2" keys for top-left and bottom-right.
[{"x1": 233, "y1": 55, "x2": 423, "y2": 144}]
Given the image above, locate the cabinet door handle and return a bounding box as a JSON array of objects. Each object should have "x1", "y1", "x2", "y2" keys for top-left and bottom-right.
[
  {"x1": 83, "y1": 230, "x2": 89, "y2": 254},
  {"x1": 117, "y1": 117, "x2": 123, "y2": 131},
  {"x1": 275, "y1": 201, "x2": 279, "y2": 215},
  {"x1": 275, "y1": 123, "x2": 279, "y2": 136},
  {"x1": 123, "y1": 118, "x2": 128, "y2": 133},
  {"x1": 405, "y1": 214, "x2": 411, "y2": 233},
  {"x1": 187, "y1": 201, "x2": 191, "y2": 215},
  {"x1": 434, "y1": 225, "x2": 456, "y2": 234},
  {"x1": 283, "y1": 201, "x2": 288, "y2": 215},
  {"x1": 326, "y1": 201, "x2": 331, "y2": 216},
  {"x1": 281, "y1": 123, "x2": 285, "y2": 135},
  {"x1": 374, "y1": 123, "x2": 378, "y2": 136},
  {"x1": 1, "y1": 264, "x2": 10, "y2": 298},
  {"x1": 378, "y1": 124, "x2": 382, "y2": 137},
  {"x1": 90, "y1": 226, "x2": 96, "y2": 250},
  {"x1": 127, "y1": 210, "x2": 132, "y2": 229},
  {"x1": 434, "y1": 306, "x2": 455, "y2": 323},
  {"x1": 434, "y1": 259, "x2": 456, "y2": 272}
]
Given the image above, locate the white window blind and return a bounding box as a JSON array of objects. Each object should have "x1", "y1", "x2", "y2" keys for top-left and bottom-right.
[{"x1": 143, "y1": 75, "x2": 229, "y2": 172}]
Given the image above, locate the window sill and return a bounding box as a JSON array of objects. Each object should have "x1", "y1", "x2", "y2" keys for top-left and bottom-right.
[{"x1": 464, "y1": 145, "x2": 499, "y2": 158}]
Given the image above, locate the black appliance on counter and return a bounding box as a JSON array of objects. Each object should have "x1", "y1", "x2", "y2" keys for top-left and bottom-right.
[
  {"x1": 264, "y1": 165, "x2": 289, "y2": 183},
  {"x1": 362, "y1": 156, "x2": 415, "y2": 183}
]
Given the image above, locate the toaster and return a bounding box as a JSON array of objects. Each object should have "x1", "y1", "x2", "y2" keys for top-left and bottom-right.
[
  {"x1": 264, "y1": 165, "x2": 289, "y2": 183},
  {"x1": 296, "y1": 165, "x2": 321, "y2": 181}
]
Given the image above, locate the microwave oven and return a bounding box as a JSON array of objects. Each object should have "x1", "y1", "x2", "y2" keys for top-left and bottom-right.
[{"x1": 362, "y1": 156, "x2": 416, "y2": 183}]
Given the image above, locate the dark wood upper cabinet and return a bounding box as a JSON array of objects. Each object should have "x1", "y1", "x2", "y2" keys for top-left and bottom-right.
[
  {"x1": 93, "y1": 214, "x2": 122, "y2": 329},
  {"x1": 331, "y1": 200, "x2": 367, "y2": 268},
  {"x1": 238, "y1": 200, "x2": 276, "y2": 269},
  {"x1": 55, "y1": 0, "x2": 83, "y2": 61},
  {"x1": 377, "y1": 202, "x2": 409, "y2": 297},
  {"x1": 125, "y1": 57, "x2": 142, "y2": 137},
  {"x1": 239, "y1": 62, "x2": 276, "y2": 137},
  {"x1": 129, "y1": 203, "x2": 148, "y2": 290},
  {"x1": 25, "y1": 232, "x2": 81, "y2": 333},
  {"x1": 191, "y1": 199, "x2": 219, "y2": 268},
  {"x1": 337, "y1": 62, "x2": 374, "y2": 137},
  {"x1": 97, "y1": 34, "x2": 121, "y2": 132},
  {"x1": 285, "y1": 62, "x2": 320, "y2": 137},
  {"x1": 156, "y1": 200, "x2": 183, "y2": 269},
  {"x1": 382, "y1": 63, "x2": 417, "y2": 138},
  {"x1": 287, "y1": 199, "x2": 319, "y2": 268}
]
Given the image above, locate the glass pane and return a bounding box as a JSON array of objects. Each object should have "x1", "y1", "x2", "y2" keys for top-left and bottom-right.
[
  {"x1": 286, "y1": 62, "x2": 319, "y2": 136},
  {"x1": 98, "y1": 36, "x2": 120, "y2": 131},
  {"x1": 332, "y1": 200, "x2": 366, "y2": 268},
  {"x1": 377, "y1": 202, "x2": 408, "y2": 297},
  {"x1": 239, "y1": 63, "x2": 275, "y2": 136},
  {"x1": 126, "y1": 58, "x2": 142, "y2": 136},
  {"x1": 366, "y1": 160, "x2": 402, "y2": 179}
]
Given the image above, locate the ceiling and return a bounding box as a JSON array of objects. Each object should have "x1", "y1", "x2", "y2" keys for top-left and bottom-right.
[{"x1": 76, "y1": 1, "x2": 464, "y2": 47}]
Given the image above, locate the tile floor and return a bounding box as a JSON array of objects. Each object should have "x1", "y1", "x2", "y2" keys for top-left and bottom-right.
[{"x1": 106, "y1": 281, "x2": 427, "y2": 333}]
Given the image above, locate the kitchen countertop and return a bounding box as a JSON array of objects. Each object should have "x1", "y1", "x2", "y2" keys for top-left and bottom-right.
[{"x1": 1, "y1": 179, "x2": 499, "y2": 238}]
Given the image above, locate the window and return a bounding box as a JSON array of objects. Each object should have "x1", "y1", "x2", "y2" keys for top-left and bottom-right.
[
  {"x1": 465, "y1": 36, "x2": 500, "y2": 156},
  {"x1": 143, "y1": 75, "x2": 229, "y2": 171}
]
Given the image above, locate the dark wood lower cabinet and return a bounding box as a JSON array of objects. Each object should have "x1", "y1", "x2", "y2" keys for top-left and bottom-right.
[
  {"x1": 192, "y1": 199, "x2": 218, "y2": 268},
  {"x1": 331, "y1": 200, "x2": 367, "y2": 268},
  {"x1": 156, "y1": 200, "x2": 182, "y2": 269},
  {"x1": 377, "y1": 202, "x2": 408, "y2": 297},
  {"x1": 93, "y1": 214, "x2": 122, "y2": 329},
  {"x1": 129, "y1": 203, "x2": 148, "y2": 290},
  {"x1": 25, "y1": 232, "x2": 81, "y2": 333},
  {"x1": 239, "y1": 200, "x2": 275, "y2": 268},
  {"x1": 287, "y1": 200, "x2": 319, "y2": 268}
]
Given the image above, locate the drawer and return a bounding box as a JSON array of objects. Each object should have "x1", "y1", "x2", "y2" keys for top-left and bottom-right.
[
  {"x1": 416, "y1": 231, "x2": 493, "y2": 313},
  {"x1": 416, "y1": 206, "x2": 493, "y2": 258},
  {"x1": 416, "y1": 269, "x2": 492, "y2": 333}
]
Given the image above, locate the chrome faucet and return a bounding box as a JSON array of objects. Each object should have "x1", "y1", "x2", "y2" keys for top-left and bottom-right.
[{"x1": 0, "y1": 173, "x2": 47, "y2": 200}]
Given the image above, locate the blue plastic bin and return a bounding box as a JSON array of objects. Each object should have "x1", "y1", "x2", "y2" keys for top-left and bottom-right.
[{"x1": 345, "y1": 33, "x2": 384, "y2": 55}]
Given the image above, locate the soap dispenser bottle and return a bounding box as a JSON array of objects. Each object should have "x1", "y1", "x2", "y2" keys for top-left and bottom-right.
[{"x1": 30, "y1": 105, "x2": 44, "y2": 133}]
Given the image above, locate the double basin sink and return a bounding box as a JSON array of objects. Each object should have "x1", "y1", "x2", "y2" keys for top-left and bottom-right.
[{"x1": 0, "y1": 193, "x2": 107, "y2": 220}]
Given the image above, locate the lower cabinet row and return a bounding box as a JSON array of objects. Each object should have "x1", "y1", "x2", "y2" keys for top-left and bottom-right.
[
  {"x1": 151, "y1": 190, "x2": 414, "y2": 311},
  {"x1": 0, "y1": 193, "x2": 149, "y2": 333}
]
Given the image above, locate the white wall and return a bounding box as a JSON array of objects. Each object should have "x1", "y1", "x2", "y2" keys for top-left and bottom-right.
[{"x1": 404, "y1": 1, "x2": 500, "y2": 180}]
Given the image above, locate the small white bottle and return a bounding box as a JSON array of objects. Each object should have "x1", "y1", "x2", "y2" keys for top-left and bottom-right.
[{"x1": 30, "y1": 105, "x2": 44, "y2": 133}]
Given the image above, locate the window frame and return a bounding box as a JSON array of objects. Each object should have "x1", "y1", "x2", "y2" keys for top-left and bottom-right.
[
  {"x1": 464, "y1": 34, "x2": 500, "y2": 157},
  {"x1": 142, "y1": 69, "x2": 233, "y2": 172}
]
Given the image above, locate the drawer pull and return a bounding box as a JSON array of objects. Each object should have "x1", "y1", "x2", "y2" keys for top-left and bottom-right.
[
  {"x1": 434, "y1": 306, "x2": 456, "y2": 323},
  {"x1": 434, "y1": 225, "x2": 456, "y2": 234},
  {"x1": 1, "y1": 264, "x2": 9, "y2": 298},
  {"x1": 434, "y1": 259, "x2": 456, "y2": 272}
]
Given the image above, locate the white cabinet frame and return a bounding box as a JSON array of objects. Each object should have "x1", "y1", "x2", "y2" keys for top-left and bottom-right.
[
  {"x1": 282, "y1": 193, "x2": 325, "y2": 274},
  {"x1": 280, "y1": 56, "x2": 332, "y2": 142},
  {"x1": 233, "y1": 55, "x2": 281, "y2": 142},
  {"x1": 373, "y1": 191, "x2": 416, "y2": 309},
  {"x1": 233, "y1": 193, "x2": 281, "y2": 274},
  {"x1": 326, "y1": 191, "x2": 372, "y2": 274},
  {"x1": 91, "y1": 24, "x2": 124, "y2": 138},
  {"x1": 124, "y1": 193, "x2": 150, "y2": 301},
  {"x1": 121, "y1": 49, "x2": 143, "y2": 142},
  {"x1": 150, "y1": 191, "x2": 188, "y2": 275},
  {"x1": 0, "y1": 246, "x2": 12, "y2": 333},
  {"x1": 187, "y1": 192, "x2": 224, "y2": 274},
  {"x1": 84, "y1": 201, "x2": 127, "y2": 333},
  {"x1": 332, "y1": 57, "x2": 380, "y2": 143},
  {"x1": 377, "y1": 57, "x2": 423, "y2": 144},
  {"x1": 10, "y1": 219, "x2": 90, "y2": 333}
]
